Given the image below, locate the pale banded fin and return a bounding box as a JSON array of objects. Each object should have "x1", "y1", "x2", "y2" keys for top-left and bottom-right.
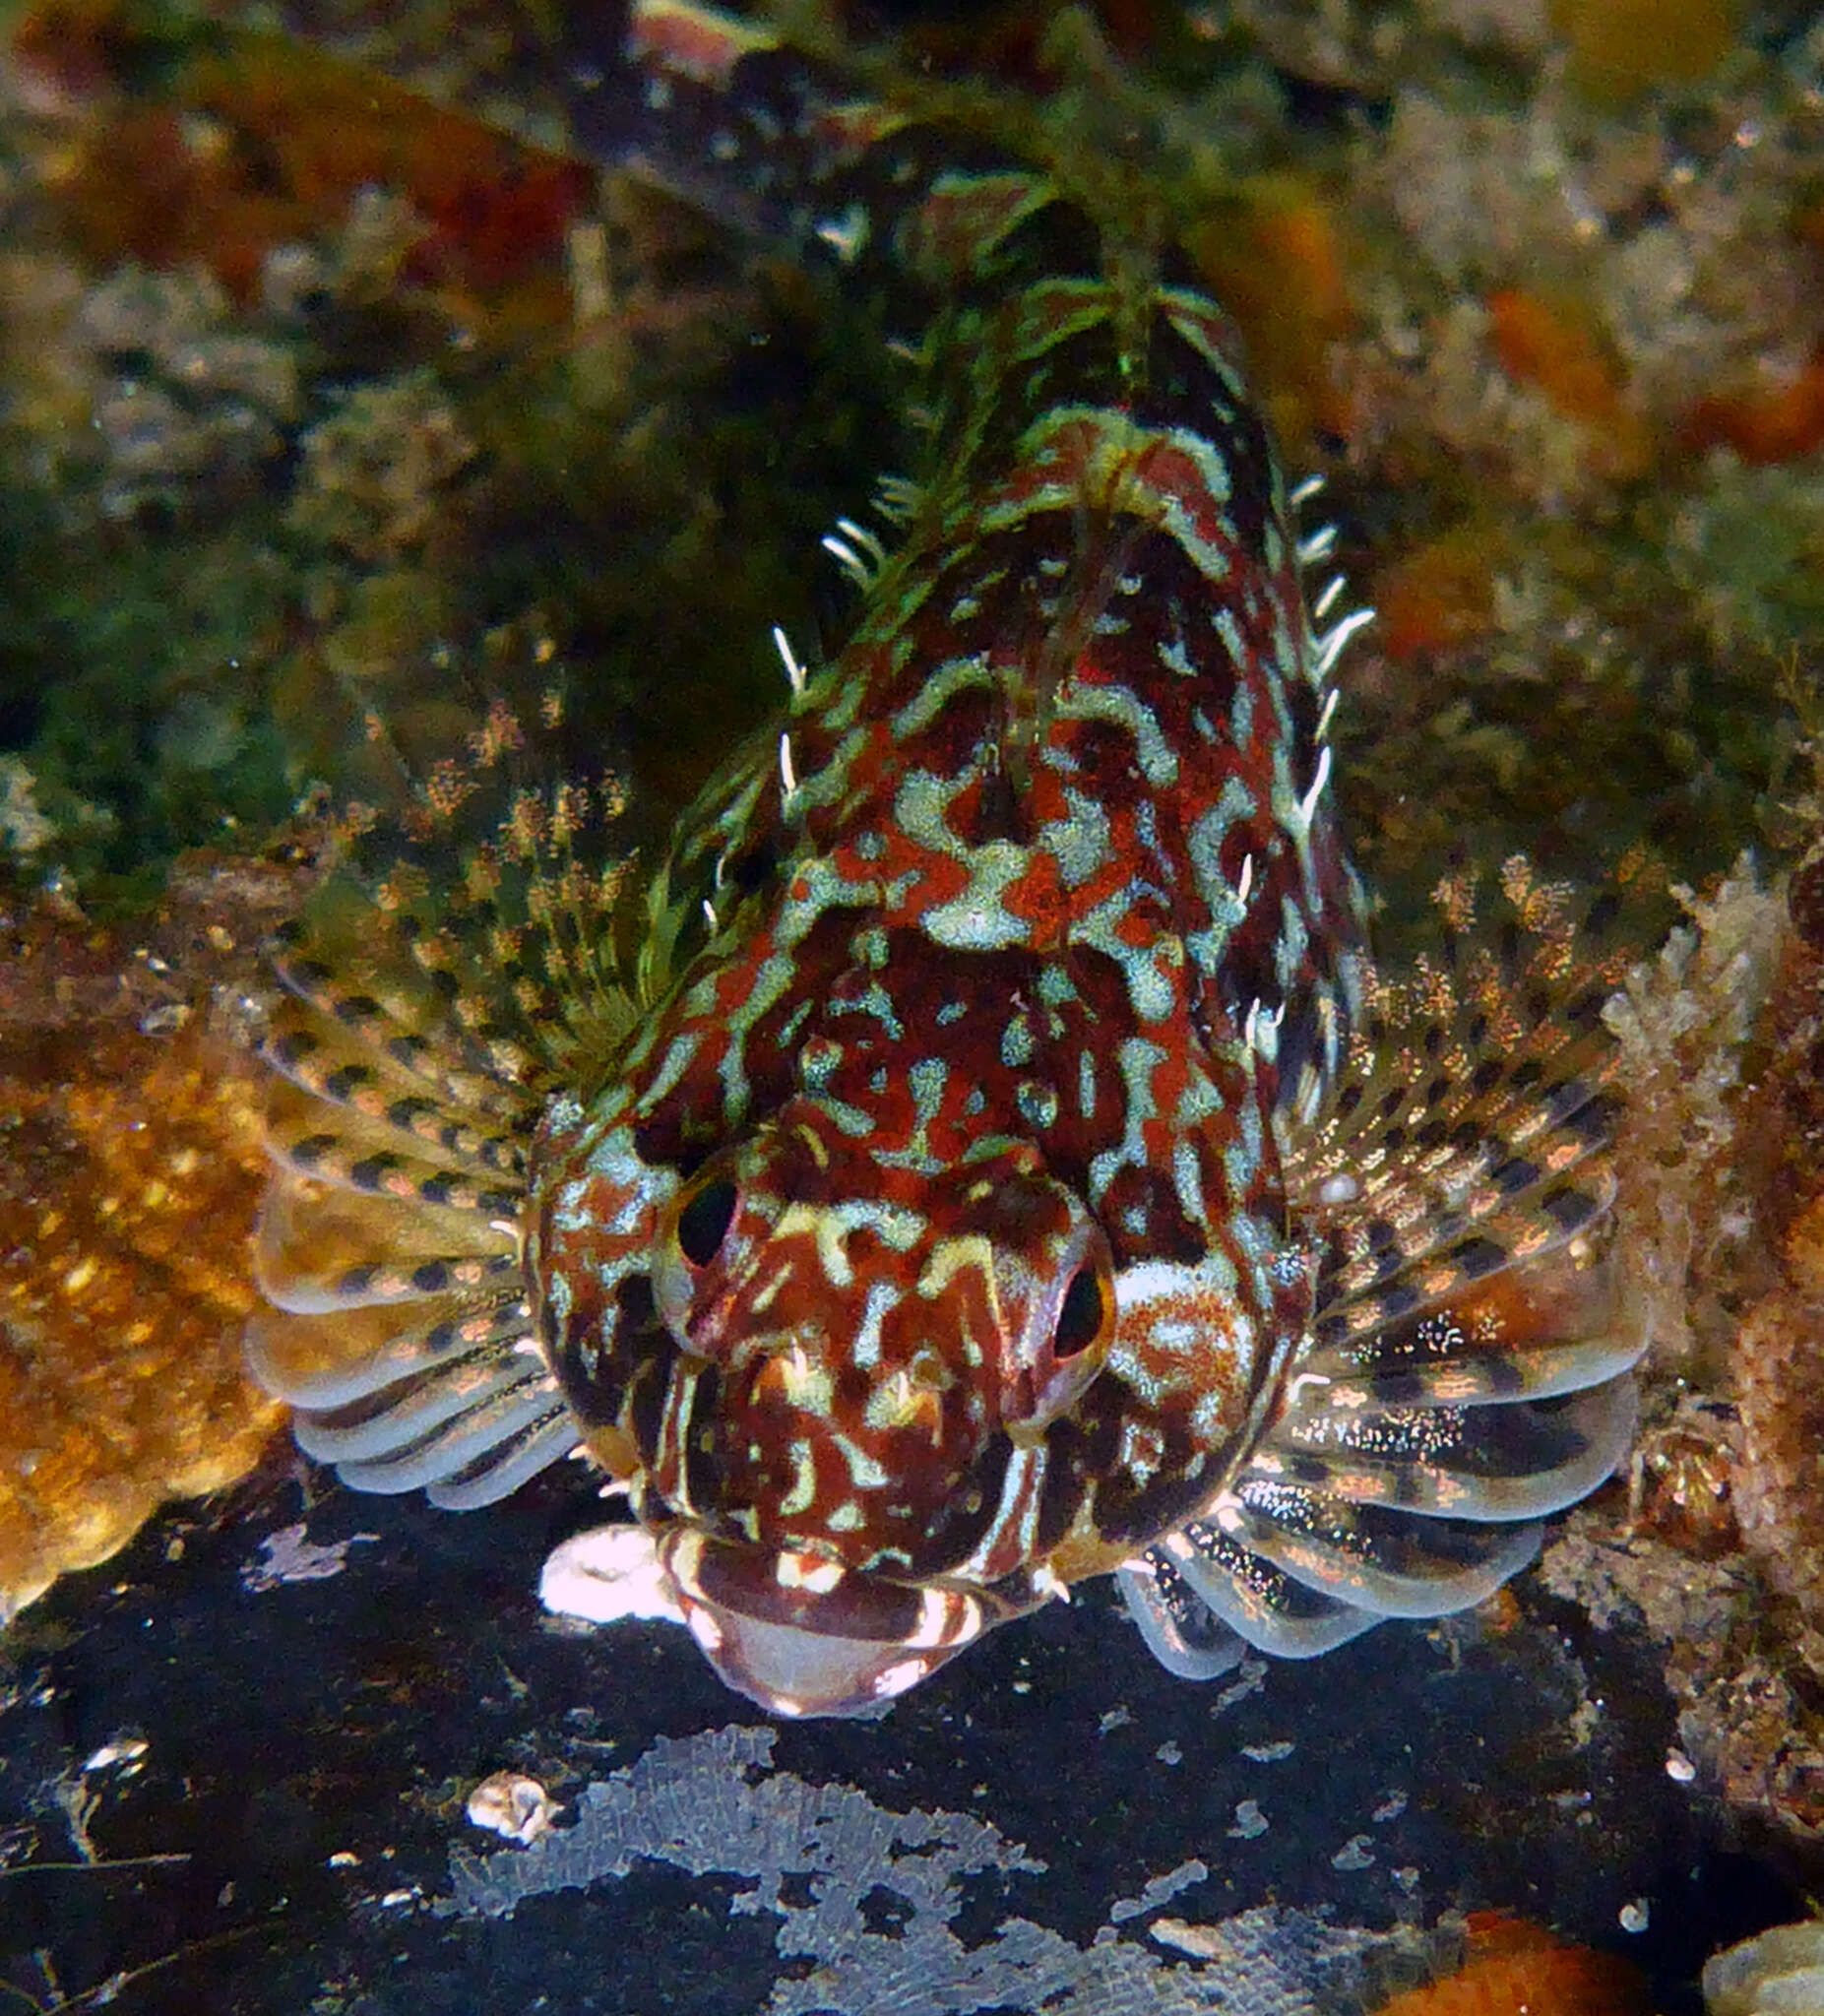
[
  {"x1": 293, "y1": 1344, "x2": 550, "y2": 1466},
  {"x1": 1126, "y1": 1226, "x2": 1645, "y2": 1670},
  {"x1": 262, "y1": 1002, "x2": 527, "y2": 1174},
  {"x1": 251, "y1": 913, "x2": 555, "y2": 1507},
  {"x1": 1255, "y1": 1379, "x2": 1638, "y2": 1523},
  {"x1": 1116, "y1": 1556, "x2": 1249, "y2": 1678},
  {"x1": 272, "y1": 943, "x2": 548, "y2": 1129},
  {"x1": 1299, "y1": 1093, "x2": 1617, "y2": 1344},
  {"x1": 427, "y1": 1411, "x2": 585, "y2": 1511},
  {"x1": 1296, "y1": 1236, "x2": 1644, "y2": 1402},
  {"x1": 1283, "y1": 869, "x2": 1633, "y2": 1339},
  {"x1": 265, "y1": 1087, "x2": 526, "y2": 1222},
  {"x1": 392, "y1": 916, "x2": 545, "y2": 1083},
  {"x1": 246, "y1": 1292, "x2": 532, "y2": 1410},
  {"x1": 301, "y1": 1369, "x2": 578, "y2": 1508},
  {"x1": 248, "y1": 737, "x2": 638, "y2": 1514},
  {"x1": 1119, "y1": 1535, "x2": 1383, "y2": 1666},
  {"x1": 1311, "y1": 1175, "x2": 1617, "y2": 1353},
  {"x1": 1198, "y1": 1490, "x2": 1543, "y2": 1620},
  {"x1": 253, "y1": 1169, "x2": 515, "y2": 1315}
]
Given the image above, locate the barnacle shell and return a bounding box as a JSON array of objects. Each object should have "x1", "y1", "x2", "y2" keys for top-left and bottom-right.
[{"x1": 466, "y1": 1770, "x2": 561, "y2": 1846}]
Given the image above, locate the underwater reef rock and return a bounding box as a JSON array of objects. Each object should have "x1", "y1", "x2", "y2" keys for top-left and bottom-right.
[
  {"x1": 450, "y1": 1723, "x2": 1406, "y2": 2015},
  {"x1": 0, "y1": 850, "x2": 313, "y2": 1620},
  {"x1": 1704, "y1": 1919, "x2": 1824, "y2": 2016},
  {"x1": 1730, "y1": 849, "x2": 1824, "y2": 1681},
  {"x1": 1541, "y1": 850, "x2": 1824, "y2": 1843}
]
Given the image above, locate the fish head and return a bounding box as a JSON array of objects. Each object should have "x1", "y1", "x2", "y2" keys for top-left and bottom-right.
[
  {"x1": 655, "y1": 1104, "x2": 1116, "y2": 1429},
  {"x1": 649, "y1": 1099, "x2": 1116, "y2": 1553},
  {"x1": 629, "y1": 1096, "x2": 1120, "y2": 1713}
]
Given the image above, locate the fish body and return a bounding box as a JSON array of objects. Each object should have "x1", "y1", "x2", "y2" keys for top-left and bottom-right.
[{"x1": 248, "y1": 0, "x2": 1645, "y2": 1716}]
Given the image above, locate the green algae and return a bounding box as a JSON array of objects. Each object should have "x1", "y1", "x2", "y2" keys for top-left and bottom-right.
[{"x1": 0, "y1": 0, "x2": 1816, "y2": 930}]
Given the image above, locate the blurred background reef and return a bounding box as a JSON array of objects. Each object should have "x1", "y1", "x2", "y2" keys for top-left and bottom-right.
[{"x1": 1, "y1": 0, "x2": 1822, "y2": 1857}]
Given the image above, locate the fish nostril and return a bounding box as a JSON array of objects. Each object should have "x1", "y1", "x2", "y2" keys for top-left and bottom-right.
[{"x1": 675, "y1": 1177, "x2": 739, "y2": 1268}]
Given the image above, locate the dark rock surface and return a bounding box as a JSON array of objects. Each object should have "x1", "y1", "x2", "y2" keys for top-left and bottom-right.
[{"x1": 0, "y1": 1460, "x2": 1799, "y2": 2013}]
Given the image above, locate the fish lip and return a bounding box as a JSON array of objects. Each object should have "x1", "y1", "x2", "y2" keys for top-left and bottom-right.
[{"x1": 654, "y1": 1525, "x2": 1024, "y2": 1718}]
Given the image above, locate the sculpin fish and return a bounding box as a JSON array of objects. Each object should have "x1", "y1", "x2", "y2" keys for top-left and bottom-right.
[{"x1": 247, "y1": 0, "x2": 1645, "y2": 1717}]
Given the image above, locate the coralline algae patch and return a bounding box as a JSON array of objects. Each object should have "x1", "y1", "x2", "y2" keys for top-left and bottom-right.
[
  {"x1": 0, "y1": 855, "x2": 309, "y2": 1619},
  {"x1": 447, "y1": 1729, "x2": 1668, "y2": 2016},
  {"x1": 1372, "y1": 1916, "x2": 1651, "y2": 2016},
  {"x1": 1537, "y1": 835, "x2": 1824, "y2": 1842},
  {"x1": 10, "y1": 0, "x2": 592, "y2": 310},
  {"x1": 1206, "y1": 0, "x2": 1822, "y2": 897},
  {"x1": 448, "y1": 1724, "x2": 1395, "y2": 2015},
  {"x1": 0, "y1": 0, "x2": 905, "y2": 894}
]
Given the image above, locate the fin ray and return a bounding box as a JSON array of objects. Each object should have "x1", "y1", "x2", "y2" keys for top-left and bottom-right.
[
  {"x1": 252, "y1": 1168, "x2": 516, "y2": 1315},
  {"x1": 245, "y1": 1293, "x2": 532, "y2": 1408},
  {"x1": 262, "y1": 1081, "x2": 527, "y2": 1220},
  {"x1": 291, "y1": 1346, "x2": 553, "y2": 1465},
  {"x1": 261, "y1": 1002, "x2": 531, "y2": 1172},
  {"x1": 1254, "y1": 1378, "x2": 1639, "y2": 1522},
  {"x1": 320, "y1": 1378, "x2": 572, "y2": 1498}
]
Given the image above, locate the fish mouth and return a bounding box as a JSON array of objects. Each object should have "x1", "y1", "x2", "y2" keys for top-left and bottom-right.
[{"x1": 655, "y1": 1527, "x2": 1020, "y2": 1718}]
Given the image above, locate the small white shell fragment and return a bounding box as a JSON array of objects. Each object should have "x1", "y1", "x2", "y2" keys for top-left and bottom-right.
[
  {"x1": 538, "y1": 1526, "x2": 686, "y2": 1627},
  {"x1": 1704, "y1": 1921, "x2": 1824, "y2": 2016},
  {"x1": 466, "y1": 1771, "x2": 561, "y2": 1847},
  {"x1": 82, "y1": 1735, "x2": 149, "y2": 1772},
  {"x1": 1619, "y1": 1899, "x2": 1650, "y2": 1934}
]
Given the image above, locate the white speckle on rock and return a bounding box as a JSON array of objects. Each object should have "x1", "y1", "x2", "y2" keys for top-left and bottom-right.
[
  {"x1": 240, "y1": 1524, "x2": 375, "y2": 1594},
  {"x1": 81, "y1": 1735, "x2": 149, "y2": 1773},
  {"x1": 1227, "y1": 1799, "x2": 1269, "y2": 1841}
]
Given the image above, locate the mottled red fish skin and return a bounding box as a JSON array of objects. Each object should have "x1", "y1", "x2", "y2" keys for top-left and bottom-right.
[{"x1": 532, "y1": 0, "x2": 1360, "y2": 1613}]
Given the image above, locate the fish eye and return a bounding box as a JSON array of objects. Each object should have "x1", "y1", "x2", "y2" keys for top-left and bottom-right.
[
  {"x1": 674, "y1": 1175, "x2": 739, "y2": 1268},
  {"x1": 1053, "y1": 1264, "x2": 1112, "y2": 1359}
]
